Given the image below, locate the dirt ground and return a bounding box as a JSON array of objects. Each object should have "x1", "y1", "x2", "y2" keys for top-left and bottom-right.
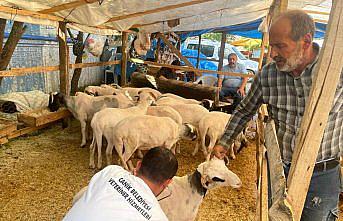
[{"x1": 0, "y1": 120, "x2": 341, "y2": 221}]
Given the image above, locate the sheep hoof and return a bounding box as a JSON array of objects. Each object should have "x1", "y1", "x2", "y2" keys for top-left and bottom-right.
[
  {"x1": 80, "y1": 144, "x2": 86, "y2": 148},
  {"x1": 89, "y1": 163, "x2": 95, "y2": 169}
]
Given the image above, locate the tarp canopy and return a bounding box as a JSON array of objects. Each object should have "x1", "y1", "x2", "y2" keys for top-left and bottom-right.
[
  {"x1": 179, "y1": 18, "x2": 328, "y2": 40},
  {"x1": 0, "y1": 0, "x2": 331, "y2": 35},
  {"x1": 231, "y1": 38, "x2": 262, "y2": 48}
]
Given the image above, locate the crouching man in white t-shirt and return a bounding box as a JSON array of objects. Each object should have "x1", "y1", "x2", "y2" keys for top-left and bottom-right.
[{"x1": 63, "y1": 147, "x2": 178, "y2": 221}]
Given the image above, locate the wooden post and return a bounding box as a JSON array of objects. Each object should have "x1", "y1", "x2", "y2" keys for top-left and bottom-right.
[
  {"x1": 218, "y1": 32, "x2": 227, "y2": 71},
  {"x1": 255, "y1": 105, "x2": 272, "y2": 221},
  {"x1": 70, "y1": 31, "x2": 84, "y2": 95},
  {"x1": 286, "y1": 1, "x2": 343, "y2": 220},
  {"x1": 121, "y1": 31, "x2": 129, "y2": 86},
  {"x1": 0, "y1": 21, "x2": 26, "y2": 86},
  {"x1": 196, "y1": 35, "x2": 202, "y2": 68},
  {"x1": 156, "y1": 37, "x2": 161, "y2": 62},
  {"x1": 57, "y1": 21, "x2": 69, "y2": 95},
  {"x1": 0, "y1": 19, "x2": 6, "y2": 55},
  {"x1": 258, "y1": 33, "x2": 268, "y2": 70},
  {"x1": 215, "y1": 32, "x2": 227, "y2": 106}
]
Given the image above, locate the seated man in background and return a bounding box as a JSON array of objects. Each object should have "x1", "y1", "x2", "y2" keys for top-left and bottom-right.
[
  {"x1": 156, "y1": 59, "x2": 181, "y2": 80},
  {"x1": 218, "y1": 53, "x2": 248, "y2": 110},
  {"x1": 63, "y1": 147, "x2": 178, "y2": 221}
]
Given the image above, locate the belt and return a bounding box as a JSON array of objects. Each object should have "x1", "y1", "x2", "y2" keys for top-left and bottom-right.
[
  {"x1": 284, "y1": 158, "x2": 340, "y2": 172},
  {"x1": 314, "y1": 159, "x2": 340, "y2": 172}
]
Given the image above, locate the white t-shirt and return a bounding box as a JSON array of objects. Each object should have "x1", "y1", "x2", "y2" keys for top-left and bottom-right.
[{"x1": 63, "y1": 165, "x2": 168, "y2": 221}]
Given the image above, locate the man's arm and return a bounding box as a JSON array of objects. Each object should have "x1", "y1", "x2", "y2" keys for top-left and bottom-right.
[
  {"x1": 218, "y1": 65, "x2": 227, "y2": 88},
  {"x1": 237, "y1": 64, "x2": 249, "y2": 96},
  {"x1": 238, "y1": 76, "x2": 248, "y2": 96},
  {"x1": 217, "y1": 77, "x2": 223, "y2": 88},
  {"x1": 214, "y1": 71, "x2": 264, "y2": 158}
]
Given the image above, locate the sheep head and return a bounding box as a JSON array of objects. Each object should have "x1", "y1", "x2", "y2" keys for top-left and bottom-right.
[
  {"x1": 197, "y1": 157, "x2": 242, "y2": 190},
  {"x1": 48, "y1": 92, "x2": 65, "y2": 112},
  {"x1": 181, "y1": 123, "x2": 197, "y2": 141}
]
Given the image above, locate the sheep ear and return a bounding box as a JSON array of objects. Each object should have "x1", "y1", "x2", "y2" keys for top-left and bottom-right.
[{"x1": 49, "y1": 93, "x2": 54, "y2": 104}]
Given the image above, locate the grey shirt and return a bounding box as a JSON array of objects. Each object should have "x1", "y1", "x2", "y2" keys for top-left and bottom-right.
[{"x1": 220, "y1": 63, "x2": 248, "y2": 88}]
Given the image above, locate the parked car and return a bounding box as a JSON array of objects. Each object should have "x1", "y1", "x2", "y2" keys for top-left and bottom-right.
[{"x1": 182, "y1": 38, "x2": 259, "y2": 75}]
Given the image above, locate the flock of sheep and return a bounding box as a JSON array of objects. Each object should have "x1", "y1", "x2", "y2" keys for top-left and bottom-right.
[{"x1": 48, "y1": 84, "x2": 248, "y2": 220}]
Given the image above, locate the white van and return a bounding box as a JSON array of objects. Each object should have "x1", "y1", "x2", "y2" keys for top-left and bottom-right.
[{"x1": 183, "y1": 38, "x2": 259, "y2": 75}]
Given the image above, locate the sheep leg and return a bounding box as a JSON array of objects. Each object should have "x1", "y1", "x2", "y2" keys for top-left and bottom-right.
[
  {"x1": 89, "y1": 137, "x2": 96, "y2": 169},
  {"x1": 236, "y1": 134, "x2": 248, "y2": 154},
  {"x1": 86, "y1": 121, "x2": 93, "y2": 141},
  {"x1": 229, "y1": 143, "x2": 236, "y2": 160},
  {"x1": 192, "y1": 140, "x2": 199, "y2": 156},
  {"x1": 201, "y1": 134, "x2": 209, "y2": 158},
  {"x1": 164, "y1": 141, "x2": 176, "y2": 155},
  {"x1": 112, "y1": 138, "x2": 129, "y2": 170},
  {"x1": 205, "y1": 136, "x2": 216, "y2": 161},
  {"x1": 96, "y1": 132, "x2": 103, "y2": 169},
  {"x1": 80, "y1": 120, "x2": 87, "y2": 148},
  {"x1": 105, "y1": 140, "x2": 114, "y2": 167},
  {"x1": 176, "y1": 141, "x2": 181, "y2": 154},
  {"x1": 127, "y1": 160, "x2": 135, "y2": 172},
  {"x1": 136, "y1": 150, "x2": 144, "y2": 159}
]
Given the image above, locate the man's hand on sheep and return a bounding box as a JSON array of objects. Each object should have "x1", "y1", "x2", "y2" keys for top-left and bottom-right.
[{"x1": 213, "y1": 145, "x2": 227, "y2": 160}]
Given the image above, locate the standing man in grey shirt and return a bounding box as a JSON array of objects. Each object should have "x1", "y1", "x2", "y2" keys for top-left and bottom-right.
[
  {"x1": 218, "y1": 53, "x2": 249, "y2": 110},
  {"x1": 214, "y1": 10, "x2": 342, "y2": 221}
]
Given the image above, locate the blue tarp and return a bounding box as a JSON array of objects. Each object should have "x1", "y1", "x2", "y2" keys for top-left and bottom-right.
[{"x1": 180, "y1": 18, "x2": 327, "y2": 40}]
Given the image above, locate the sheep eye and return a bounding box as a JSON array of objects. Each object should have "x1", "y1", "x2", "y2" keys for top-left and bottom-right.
[{"x1": 212, "y1": 177, "x2": 225, "y2": 182}]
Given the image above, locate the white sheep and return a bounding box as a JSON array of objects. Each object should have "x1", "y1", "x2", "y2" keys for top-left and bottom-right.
[
  {"x1": 121, "y1": 87, "x2": 161, "y2": 101},
  {"x1": 158, "y1": 157, "x2": 242, "y2": 221},
  {"x1": 89, "y1": 93, "x2": 153, "y2": 169},
  {"x1": 108, "y1": 115, "x2": 197, "y2": 170},
  {"x1": 194, "y1": 111, "x2": 248, "y2": 160},
  {"x1": 160, "y1": 103, "x2": 209, "y2": 152},
  {"x1": 146, "y1": 105, "x2": 183, "y2": 126},
  {"x1": 193, "y1": 111, "x2": 231, "y2": 158},
  {"x1": 146, "y1": 105, "x2": 184, "y2": 153},
  {"x1": 156, "y1": 93, "x2": 200, "y2": 106},
  {"x1": 48, "y1": 92, "x2": 134, "y2": 148},
  {"x1": 84, "y1": 85, "x2": 122, "y2": 96},
  {"x1": 161, "y1": 103, "x2": 209, "y2": 127}
]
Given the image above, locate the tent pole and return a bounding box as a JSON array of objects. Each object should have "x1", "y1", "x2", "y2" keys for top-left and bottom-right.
[
  {"x1": 121, "y1": 31, "x2": 129, "y2": 86},
  {"x1": 58, "y1": 21, "x2": 69, "y2": 95},
  {"x1": 218, "y1": 32, "x2": 226, "y2": 71},
  {"x1": 196, "y1": 34, "x2": 202, "y2": 68}
]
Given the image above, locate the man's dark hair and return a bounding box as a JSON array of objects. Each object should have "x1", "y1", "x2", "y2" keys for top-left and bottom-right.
[
  {"x1": 138, "y1": 147, "x2": 178, "y2": 184},
  {"x1": 228, "y1": 53, "x2": 237, "y2": 60},
  {"x1": 278, "y1": 10, "x2": 315, "y2": 41}
]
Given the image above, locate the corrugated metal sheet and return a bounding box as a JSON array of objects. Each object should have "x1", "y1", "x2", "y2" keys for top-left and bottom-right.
[
  {"x1": 1, "y1": 39, "x2": 104, "y2": 94},
  {"x1": 42, "y1": 44, "x2": 103, "y2": 93},
  {"x1": 1, "y1": 42, "x2": 46, "y2": 94}
]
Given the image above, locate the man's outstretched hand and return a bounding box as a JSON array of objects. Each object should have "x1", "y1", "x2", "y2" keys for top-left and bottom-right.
[{"x1": 212, "y1": 145, "x2": 227, "y2": 160}]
